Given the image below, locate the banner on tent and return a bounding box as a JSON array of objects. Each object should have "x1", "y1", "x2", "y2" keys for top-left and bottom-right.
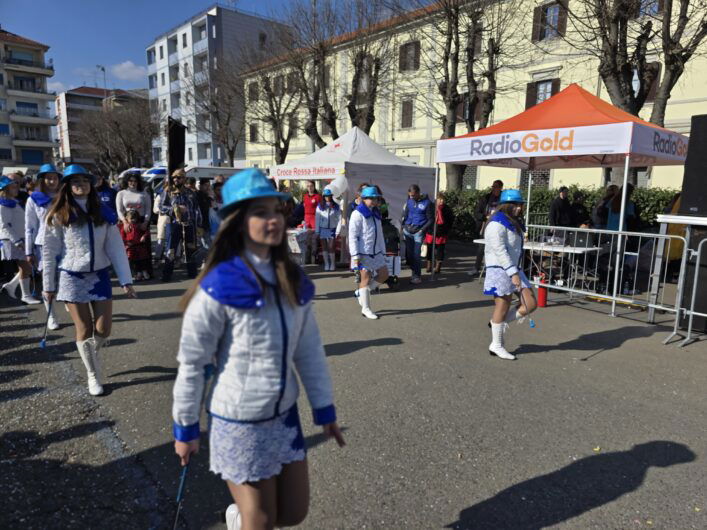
[
  {"x1": 630, "y1": 124, "x2": 689, "y2": 163},
  {"x1": 437, "y1": 124, "x2": 633, "y2": 163},
  {"x1": 272, "y1": 163, "x2": 344, "y2": 179}
]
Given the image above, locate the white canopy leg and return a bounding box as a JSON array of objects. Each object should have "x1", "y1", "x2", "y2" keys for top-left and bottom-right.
[{"x1": 611, "y1": 154, "x2": 631, "y2": 316}]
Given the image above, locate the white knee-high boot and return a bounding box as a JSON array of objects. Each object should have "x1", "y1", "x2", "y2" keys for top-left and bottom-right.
[
  {"x1": 328, "y1": 252, "x2": 336, "y2": 271},
  {"x1": 489, "y1": 322, "x2": 516, "y2": 360},
  {"x1": 76, "y1": 338, "x2": 104, "y2": 395},
  {"x1": 360, "y1": 287, "x2": 378, "y2": 320},
  {"x1": 44, "y1": 300, "x2": 59, "y2": 330},
  {"x1": 1, "y1": 272, "x2": 21, "y2": 298},
  {"x1": 20, "y1": 278, "x2": 41, "y2": 304},
  {"x1": 322, "y1": 252, "x2": 330, "y2": 271}
]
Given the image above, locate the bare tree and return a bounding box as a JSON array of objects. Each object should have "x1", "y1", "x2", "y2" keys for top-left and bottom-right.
[
  {"x1": 557, "y1": 0, "x2": 707, "y2": 126},
  {"x1": 75, "y1": 96, "x2": 157, "y2": 175}
]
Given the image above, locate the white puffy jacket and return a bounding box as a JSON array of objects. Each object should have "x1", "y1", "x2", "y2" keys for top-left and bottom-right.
[
  {"x1": 348, "y1": 203, "x2": 385, "y2": 259},
  {"x1": 172, "y1": 256, "x2": 336, "y2": 442},
  {"x1": 24, "y1": 192, "x2": 53, "y2": 255},
  {"x1": 42, "y1": 204, "x2": 132, "y2": 292},
  {"x1": 0, "y1": 199, "x2": 24, "y2": 246},
  {"x1": 315, "y1": 203, "x2": 341, "y2": 234},
  {"x1": 484, "y1": 212, "x2": 524, "y2": 276}
]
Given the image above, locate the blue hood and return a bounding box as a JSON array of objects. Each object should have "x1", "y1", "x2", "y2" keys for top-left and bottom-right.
[
  {"x1": 201, "y1": 255, "x2": 315, "y2": 309},
  {"x1": 0, "y1": 198, "x2": 18, "y2": 208},
  {"x1": 356, "y1": 202, "x2": 381, "y2": 220},
  {"x1": 30, "y1": 191, "x2": 53, "y2": 207}
]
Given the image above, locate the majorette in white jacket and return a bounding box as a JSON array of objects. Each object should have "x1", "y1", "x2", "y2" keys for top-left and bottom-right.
[
  {"x1": 348, "y1": 203, "x2": 385, "y2": 259},
  {"x1": 41, "y1": 203, "x2": 132, "y2": 292},
  {"x1": 483, "y1": 212, "x2": 524, "y2": 276},
  {"x1": 314, "y1": 202, "x2": 341, "y2": 234},
  {"x1": 0, "y1": 198, "x2": 25, "y2": 247},
  {"x1": 172, "y1": 256, "x2": 336, "y2": 442},
  {"x1": 24, "y1": 191, "x2": 54, "y2": 255}
]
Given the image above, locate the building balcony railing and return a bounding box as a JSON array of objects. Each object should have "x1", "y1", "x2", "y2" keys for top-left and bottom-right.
[
  {"x1": 149, "y1": 87, "x2": 158, "y2": 99},
  {"x1": 168, "y1": 52, "x2": 179, "y2": 66},
  {"x1": 2, "y1": 56, "x2": 54, "y2": 71},
  {"x1": 11, "y1": 107, "x2": 54, "y2": 119},
  {"x1": 14, "y1": 133, "x2": 52, "y2": 142},
  {"x1": 170, "y1": 79, "x2": 181, "y2": 92},
  {"x1": 7, "y1": 83, "x2": 56, "y2": 96},
  {"x1": 193, "y1": 38, "x2": 208, "y2": 55},
  {"x1": 194, "y1": 71, "x2": 208, "y2": 85},
  {"x1": 171, "y1": 107, "x2": 182, "y2": 119},
  {"x1": 198, "y1": 158, "x2": 213, "y2": 166},
  {"x1": 147, "y1": 62, "x2": 157, "y2": 75}
]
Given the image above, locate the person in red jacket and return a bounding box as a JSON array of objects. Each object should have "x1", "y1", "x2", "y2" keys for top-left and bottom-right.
[
  {"x1": 119, "y1": 210, "x2": 152, "y2": 280},
  {"x1": 302, "y1": 180, "x2": 321, "y2": 229}
]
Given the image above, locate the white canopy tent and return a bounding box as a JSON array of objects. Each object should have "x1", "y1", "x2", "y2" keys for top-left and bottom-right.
[{"x1": 271, "y1": 127, "x2": 436, "y2": 227}]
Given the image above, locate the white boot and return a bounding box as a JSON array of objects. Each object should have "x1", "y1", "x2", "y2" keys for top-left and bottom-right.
[
  {"x1": 354, "y1": 289, "x2": 363, "y2": 307},
  {"x1": 322, "y1": 252, "x2": 330, "y2": 271},
  {"x1": 44, "y1": 301, "x2": 60, "y2": 330},
  {"x1": 225, "y1": 503, "x2": 241, "y2": 530},
  {"x1": 20, "y1": 278, "x2": 41, "y2": 304},
  {"x1": 328, "y1": 252, "x2": 336, "y2": 271},
  {"x1": 360, "y1": 287, "x2": 378, "y2": 320},
  {"x1": 76, "y1": 338, "x2": 104, "y2": 395},
  {"x1": 489, "y1": 322, "x2": 516, "y2": 360},
  {"x1": 1, "y1": 272, "x2": 21, "y2": 299},
  {"x1": 93, "y1": 335, "x2": 107, "y2": 383}
]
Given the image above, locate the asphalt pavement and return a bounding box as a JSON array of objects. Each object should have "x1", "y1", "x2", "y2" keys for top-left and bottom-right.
[{"x1": 2, "y1": 244, "x2": 706, "y2": 529}]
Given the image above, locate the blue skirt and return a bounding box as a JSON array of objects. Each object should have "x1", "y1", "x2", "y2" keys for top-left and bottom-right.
[
  {"x1": 57, "y1": 268, "x2": 112, "y2": 303},
  {"x1": 209, "y1": 405, "x2": 306, "y2": 485}
]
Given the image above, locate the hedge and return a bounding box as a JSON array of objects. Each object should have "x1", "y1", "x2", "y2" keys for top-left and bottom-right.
[{"x1": 442, "y1": 186, "x2": 678, "y2": 241}]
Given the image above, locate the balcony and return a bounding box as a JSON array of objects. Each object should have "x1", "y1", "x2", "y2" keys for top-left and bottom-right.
[
  {"x1": 170, "y1": 79, "x2": 181, "y2": 92},
  {"x1": 193, "y1": 38, "x2": 208, "y2": 55},
  {"x1": 149, "y1": 87, "x2": 158, "y2": 99},
  {"x1": 168, "y1": 52, "x2": 179, "y2": 66},
  {"x1": 13, "y1": 133, "x2": 55, "y2": 148},
  {"x1": 171, "y1": 107, "x2": 182, "y2": 120},
  {"x1": 9, "y1": 108, "x2": 57, "y2": 125},
  {"x1": 6, "y1": 83, "x2": 56, "y2": 100},
  {"x1": 147, "y1": 62, "x2": 157, "y2": 75},
  {"x1": 2, "y1": 56, "x2": 54, "y2": 75},
  {"x1": 68, "y1": 102, "x2": 102, "y2": 111},
  {"x1": 194, "y1": 71, "x2": 208, "y2": 85},
  {"x1": 196, "y1": 131, "x2": 211, "y2": 143},
  {"x1": 198, "y1": 158, "x2": 213, "y2": 166}
]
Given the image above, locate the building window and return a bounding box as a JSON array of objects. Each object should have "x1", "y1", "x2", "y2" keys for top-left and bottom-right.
[
  {"x1": 273, "y1": 75, "x2": 285, "y2": 97},
  {"x1": 531, "y1": 2, "x2": 567, "y2": 43},
  {"x1": 188, "y1": 147, "x2": 193, "y2": 161},
  {"x1": 520, "y1": 169, "x2": 550, "y2": 190},
  {"x1": 152, "y1": 147, "x2": 162, "y2": 163},
  {"x1": 462, "y1": 166, "x2": 478, "y2": 190},
  {"x1": 0, "y1": 99, "x2": 6, "y2": 111},
  {"x1": 249, "y1": 123, "x2": 259, "y2": 142},
  {"x1": 259, "y1": 32, "x2": 267, "y2": 50},
  {"x1": 400, "y1": 98, "x2": 414, "y2": 129},
  {"x1": 159, "y1": 46, "x2": 164, "y2": 60},
  {"x1": 198, "y1": 25, "x2": 207, "y2": 40},
  {"x1": 0, "y1": 148, "x2": 11, "y2": 160},
  {"x1": 147, "y1": 49, "x2": 156, "y2": 64},
  {"x1": 161, "y1": 72, "x2": 166, "y2": 86},
  {"x1": 183, "y1": 62, "x2": 189, "y2": 77},
  {"x1": 287, "y1": 72, "x2": 299, "y2": 94},
  {"x1": 0, "y1": 124, "x2": 9, "y2": 136},
  {"x1": 248, "y1": 82, "x2": 259, "y2": 102},
  {"x1": 0, "y1": 73, "x2": 4, "y2": 85},
  {"x1": 161, "y1": 98, "x2": 167, "y2": 111},
  {"x1": 289, "y1": 117, "x2": 298, "y2": 139},
  {"x1": 182, "y1": 33, "x2": 188, "y2": 48},
  {"x1": 399, "y1": 41, "x2": 420, "y2": 72},
  {"x1": 638, "y1": 0, "x2": 660, "y2": 16},
  {"x1": 525, "y1": 78, "x2": 560, "y2": 109},
  {"x1": 149, "y1": 75, "x2": 157, "y2": 89},
  {"x1": 321, "y1": 118, "x2": 331, "y2": 136}
]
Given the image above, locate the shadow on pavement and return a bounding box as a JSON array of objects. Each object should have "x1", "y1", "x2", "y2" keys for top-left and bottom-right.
[
  {"x1": 103, "y1": 365, "x2": 177, "y2": 395},
  {"x1": 325, "y1": 338, "x2": 404, "y2": 356},
  {"x1": 447, "y1": 441, "x2": 696, "y2": 530},
  {"x1": 0, "y1": 386, "x2": 45, "y2": 403},
  {"x1": 133, "y1": 288, "x2": 187, "y2": 301},
  {"x1": 113, "y1": 311, "x2": 182, "y2": 322},
  {"x1": 514, "y1": 325, "x2": 660, "y2": 358},
  {"x1": 376, "y1": 299, "x2": 487, "y2": 317}
]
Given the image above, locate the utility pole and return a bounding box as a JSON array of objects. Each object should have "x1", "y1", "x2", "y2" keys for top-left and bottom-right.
[{"x1": 96, "y1": 65, "x2": 107, "y2": 95}]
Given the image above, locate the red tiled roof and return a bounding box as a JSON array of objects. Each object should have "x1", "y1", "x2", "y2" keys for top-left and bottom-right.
[
  {"x1": 68, "y1": 86, "x2": 132, "y2": 97},
  {"x1": 0, "y1": 29, "x2": 49, "y2": 50}
]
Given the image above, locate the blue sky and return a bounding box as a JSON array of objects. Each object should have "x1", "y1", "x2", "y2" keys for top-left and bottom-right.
[{"x1": 0, "y1": 0, "x2": 284, "y2": 93}]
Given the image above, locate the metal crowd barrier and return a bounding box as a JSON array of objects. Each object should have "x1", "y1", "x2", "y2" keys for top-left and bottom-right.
[
  {"x1": 523, "y1": 225, "x2": 689, "y2": 338},
  {"x1": 680, "y1": 237, "x2": 707, "y2": 347}
]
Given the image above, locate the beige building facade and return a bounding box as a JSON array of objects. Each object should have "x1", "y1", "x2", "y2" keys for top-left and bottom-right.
[{"x1": 244, "y1": 1, "x2": 707, "y2": 191}]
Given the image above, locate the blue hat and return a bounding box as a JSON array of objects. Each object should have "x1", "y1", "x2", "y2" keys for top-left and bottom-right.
[
  {"x1": 219, "y1": 168, "x2": 290, "y2": 219},
  {"x1": 0, "y1": 175, "x2": 13, "y2": 191},
  {"x1": 499, "y1": 189, "x2": 526, "y2": 204},
  {"x1": 361, "y1": 186, "x2": 380, "y2": 199},
  {"x1": 37, "y1": 163, "x2": 60, "y2": 179},
  {"x1": 322, "y1": 188, "x2": 333, "y2": 197},
  {"x1": 62, "y1": 164, "x2": 95, "y2": 184}
]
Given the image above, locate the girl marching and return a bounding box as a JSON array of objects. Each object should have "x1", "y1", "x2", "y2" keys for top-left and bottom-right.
[
  {"x1": 314, "y1": 188, "x2": 341, "y2": 271},
  {"x1": 483, "y1": 189, "x2": 537, "y2": 360},
  {"x1": 173, "y1": 168, "x2": 344, "y2": 530},
  {"x1": 43, "y1": 164, "x2": 136, "y2": 396},
  {"x1": 348, "y1": 186, "x2": 389, "y2": 320},
  {"x1": 0, "y1": 175, "x2": 41, "y2": 304},
  {"x1": 25, "y1": 164, "x2": 62, "y2": 328}
]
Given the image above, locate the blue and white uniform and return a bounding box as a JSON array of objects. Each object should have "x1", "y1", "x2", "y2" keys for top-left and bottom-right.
[
  {"x1": 0, "y1": 198, "x2": 25, "y2": 261},
  {"x1": 348, "y1": 202, "x2": 386, "y2": 273},
  {"x1": 483, "y1": 212, "x2": 531, "y2": 297},
  {"x1": 42, "y1": 199, "x2": 132, "y2": 303},
  {"x1": 172, "y1": 251, "x2": 337, "y2": 484},
  {"x1": 24, "y1": 191, "x2": 54, "y2": 267},
  {"x1": 315, "y1": 201, "x2": 341, "y2": 240}
]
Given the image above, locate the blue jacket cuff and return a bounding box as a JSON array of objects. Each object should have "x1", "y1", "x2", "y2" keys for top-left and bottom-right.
[
  {"x1": 173, "y1": 421, "x2": 200, "y2": 442},
  {"x1": 312, "y1": 404, "x2": 336, "y2": 426}
]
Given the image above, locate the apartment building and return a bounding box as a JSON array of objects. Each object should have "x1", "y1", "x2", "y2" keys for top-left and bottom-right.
[
  {"x1": 0, "y1": 27, "x2": 57, "y2": 170},
  {"x1": 243, "y1": 1, "x2": 707, "y2": 191},
  {"x1": 146, "y1": 4, "x2": 283, "y2": 168},
  {"x1": 55, "y1": 86, "x2": 146, "y2": 167}
]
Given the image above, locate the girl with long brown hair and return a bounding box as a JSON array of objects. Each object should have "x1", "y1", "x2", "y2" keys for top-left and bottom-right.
[
  {"x1": 172, "y1": 169, "x2": 344, "y2": 530},
  {"x1": 483, "y1": 189, "x2": 537, "y2": 361},
  {"x1": 42, "y1": 164, "x2": 135, "y2": 396}
]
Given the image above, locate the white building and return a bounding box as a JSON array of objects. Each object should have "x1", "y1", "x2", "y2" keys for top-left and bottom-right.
[
  {"x1": 145, "y1": 4, "x2": 283, "y2": 168},
  {"x1": 0, "y1": 27, "x2": 57, "y2": 171}
]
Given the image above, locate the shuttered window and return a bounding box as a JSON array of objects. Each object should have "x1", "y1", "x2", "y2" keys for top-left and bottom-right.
[
  {"x1": 248, "y1": 82, "x2": 259, "y2": 102},
  {"x1": 399, "y1": 41, "x2": 421, "y2": 72},
  {"x1": 401, "y1": 98, "x2": 414, "y2": 129},
  {"x1": 249, "y1": 123, "x2": 258, "y2": 142},
  {"x1": 525, "y1": 78, "x2": 561, "y2": 109},
  {"x1": 531, "y1": 2, "x2": 568, "y2": 43},
  {"x1": 646, "y1": 62, "x2": 661, "y2": 102}
]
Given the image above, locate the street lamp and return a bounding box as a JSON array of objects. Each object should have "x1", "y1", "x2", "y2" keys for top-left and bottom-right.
[{"x1": 96, "y1": 65, "x2": 107, "y2": 94}]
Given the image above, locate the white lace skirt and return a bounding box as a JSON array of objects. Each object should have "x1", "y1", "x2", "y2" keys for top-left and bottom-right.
[
  {"x1": 0, "y1": 240, "x2": 24, "y2": 261},
  {"x1": 57, "y1": 268, "x2": 112, "y2": 303},
  {"x1": 209, "y1": 405, "x2": 306, "y2": 485},
  {"x1": 483, "y1": 267, "x2": 531, "y2": 297},
  {"x1": 351, "y1": 253, "x2": 386, "y2": 273}
]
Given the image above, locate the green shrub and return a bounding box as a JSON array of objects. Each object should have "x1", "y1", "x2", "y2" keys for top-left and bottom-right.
[{"x1": 444, "y1": 186, "x2": 678, "y2": 241}]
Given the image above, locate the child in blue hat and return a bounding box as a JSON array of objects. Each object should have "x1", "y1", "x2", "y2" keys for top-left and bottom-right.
[
  {"x1": 315, "y1": 188, "x2": 341, "y2": 271},
  {"x1": 172, "y1": 168, "x2": 344, "y2": 530},
  {"x1": 483, "y1": 189, "x2": 537, "y2": 360}
]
